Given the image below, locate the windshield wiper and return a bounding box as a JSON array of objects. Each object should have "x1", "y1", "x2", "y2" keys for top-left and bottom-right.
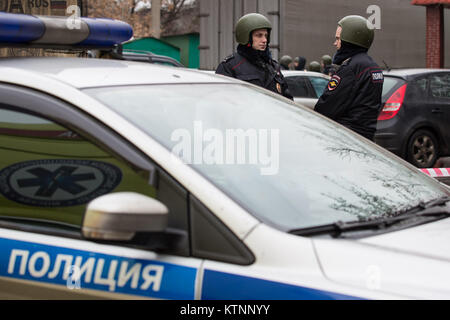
[
  {"x1": 290, "y1": 196, "x2": 450, "y2": 238},
  {"x1": 394, "y1": 196, "x2": 450, "y2": 216}
]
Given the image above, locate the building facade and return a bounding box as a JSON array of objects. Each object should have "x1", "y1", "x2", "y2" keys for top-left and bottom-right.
[{"x1": 199, "y1": 0, "x2": 450, "y2": 70}]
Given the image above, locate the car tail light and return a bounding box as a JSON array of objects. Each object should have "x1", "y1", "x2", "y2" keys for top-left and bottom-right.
[{"x1": 378, "y1": 84, "x2": 407, "y2": 120}]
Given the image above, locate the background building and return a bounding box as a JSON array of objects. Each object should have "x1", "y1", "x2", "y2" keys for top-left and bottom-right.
[{"x1": 199, "y1": 0, "x2": 450, "y2": 70}]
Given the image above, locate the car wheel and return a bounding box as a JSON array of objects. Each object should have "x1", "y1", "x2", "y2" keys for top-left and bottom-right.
[{"x1": 407, "y1": 129, "x2": 439, "y2": 168}]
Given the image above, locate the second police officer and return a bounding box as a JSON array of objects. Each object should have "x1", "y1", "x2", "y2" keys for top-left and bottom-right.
[
  {"x1": 321, "y1": 54, "x2": 335, "y2": 76},
  {"x1": 216, "y1": 13, "x2": 293, "y2": 100},
  {"x1": 315, "y1": 15, "x2": 384, "y2": 141},
  {"x1": 308, "y1": 61, "x2": 321, "y2": 72},
  {"x1": 279, "y1": 55, "x2": 293, "y2": 70}
]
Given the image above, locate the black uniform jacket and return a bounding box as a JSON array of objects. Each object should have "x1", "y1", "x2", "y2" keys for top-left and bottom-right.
[
  {"x1": 315, "y1": 52, "x2": 384, "y2": 140},
  {"x1": 215, "y1": 47, "x2": 293, "y2": 100}
]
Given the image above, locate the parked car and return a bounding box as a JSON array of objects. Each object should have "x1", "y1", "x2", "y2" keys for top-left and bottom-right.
[
  {"x1": 281, "y1": 70, "x2": 330, "y2": 109},
  {"x1": 89, "y1": 47, "x2": 185, "y2": 67},
  {"x1": 375, "y1": 69, "x2": 450, "y2": 168},
  {"x1": 120, "y1": 49, "x2": 184, "y2": 67}
]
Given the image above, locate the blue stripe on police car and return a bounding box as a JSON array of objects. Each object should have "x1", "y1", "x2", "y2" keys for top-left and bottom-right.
[
  {"x1": 0, "y1": 237, "x2": 197, "y2": 299},
  {"x1": 201, "y1": 269, "x2": 363, "y2": 300}
]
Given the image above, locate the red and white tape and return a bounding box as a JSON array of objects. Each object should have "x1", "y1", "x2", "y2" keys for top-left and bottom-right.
[{"x1": 421, "y1": 168, "x2": 450, "y2": 178}]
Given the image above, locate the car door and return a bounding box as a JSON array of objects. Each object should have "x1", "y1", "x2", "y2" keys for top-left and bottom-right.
[
  {"x1": 0, "y1": 85, "x2": 202, "y2": 299},
  {"x1": 284, "y1": 76, "x2": 317, "y2": 108},
  {"x1": 428, "y1": 73, "x2": 450, "y2": 155}
]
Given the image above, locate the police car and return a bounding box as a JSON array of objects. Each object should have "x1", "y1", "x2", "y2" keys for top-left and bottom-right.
[{"x1": 0, "y1": 13, "x2": 450, "y2": 300}]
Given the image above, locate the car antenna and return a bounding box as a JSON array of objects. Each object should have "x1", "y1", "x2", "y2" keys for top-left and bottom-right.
[{"x1": 382, "y1": 60, "x2": 391, "y2": 72}]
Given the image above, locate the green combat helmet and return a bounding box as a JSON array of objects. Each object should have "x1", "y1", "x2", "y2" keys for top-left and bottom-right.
[
  {"x1": 321, "y1": 54, "x2": 332, "y2": 66},
  {"x1": 338, "y1": 15, "x2": 374, "y2": 49},
  {"x1": 280, "y1": 55, "x2": 293, "y2": 69},
  {"x1": 308, "y1": 61, "x2": 321, "y2": 72},
  {"x1": 235, "y1": 13, "x2": 272, "y2": 45}
]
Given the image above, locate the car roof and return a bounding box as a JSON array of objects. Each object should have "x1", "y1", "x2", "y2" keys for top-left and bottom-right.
[
  {"x1": 281, "y1": 70, "x2": 330, "y2": 78},
  {"x1": 0, "y1": 57, "x2": 235, "y2": 89},
  {"x1": 383, "y1": 68, "x2": 450, "y2": 78},
  {"x1": 121, "y1": 49, "x2": 185, "y2": 67}
]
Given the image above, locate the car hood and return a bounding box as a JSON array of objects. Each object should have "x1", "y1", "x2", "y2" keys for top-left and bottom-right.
[{"x1": 313, "y1": 216, "x2": 450, "y2": 299}]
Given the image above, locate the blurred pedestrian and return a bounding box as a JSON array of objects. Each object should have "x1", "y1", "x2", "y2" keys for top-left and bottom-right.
[
  {"x1": 308, "y1": 61, "x2": 321, "y2": 72},
  {"x1": 216, "y1": 13, "x2": 293, "y2": 100},
  {"x1": 279, "y1": 55, "x2": 293, "y2": 70},
  {"x1": 321, "y1": 54, "x2": 335, "y2": 75},
  {"x1": 293, "y1": 56, "x2": 306, "y2": 70},
  {"x1": 314, "y1": 15, "x2": 384, "y2": 141}
]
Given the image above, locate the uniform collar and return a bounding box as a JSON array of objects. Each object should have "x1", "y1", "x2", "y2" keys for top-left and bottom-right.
[
  {"x1": 237, "y1": 44, "x2": 272, "y2": 64},
  {"x1": 332, "y1": 41, "x2": 368, "y2": 65}
]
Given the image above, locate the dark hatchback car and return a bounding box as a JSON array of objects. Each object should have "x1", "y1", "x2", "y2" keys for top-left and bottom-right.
[{"x1": 375, "y1": 69, "x2": 450, "y2": 168}]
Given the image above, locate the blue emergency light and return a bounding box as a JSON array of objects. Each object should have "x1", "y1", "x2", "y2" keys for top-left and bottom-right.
[
  {"x1": 0, "y1": 12, "x2": 133, "y2": 48},
  {"x1": 0, "y1": 12, "x2": 45, "y2": 42}
]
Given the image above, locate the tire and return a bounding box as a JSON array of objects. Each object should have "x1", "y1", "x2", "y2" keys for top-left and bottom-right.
[{"x1": 406, "y1": 129, "x2": 439, "y2": 168}]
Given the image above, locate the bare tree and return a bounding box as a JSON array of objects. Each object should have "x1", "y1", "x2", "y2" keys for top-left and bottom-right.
[
  {"x1": 161, "y1": 0, "x2": 188, "y2": 30},
  {"x1": 132, "y1": 0, "x2": 196, "y2": 31}
]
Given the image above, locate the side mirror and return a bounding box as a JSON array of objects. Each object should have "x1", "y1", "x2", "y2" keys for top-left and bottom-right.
[{"x1": 82, "y1": 192, "x2": 168, "y2": 241}]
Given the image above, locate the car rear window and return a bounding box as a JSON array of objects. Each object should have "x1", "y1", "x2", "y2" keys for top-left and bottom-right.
[{"x1": 382, "y1": 76, "x2": 404, "y2": 100}]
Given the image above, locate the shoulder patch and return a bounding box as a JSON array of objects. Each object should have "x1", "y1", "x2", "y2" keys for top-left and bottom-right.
[
  {"x1": 223, "y1": 54, "x2": 235, "y2": 63},
  {"x1": 371, "y1": 70, "x2": 384, "y2": 83},
  {"x1": 328, "y1": 74, "x2": 341, "y2": 91}
]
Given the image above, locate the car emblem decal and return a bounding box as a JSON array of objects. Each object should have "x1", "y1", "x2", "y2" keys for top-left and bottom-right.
[
  {"x1": 328, "y1": 75, "x2": 341, "y2": 91},
  {"x1": 0, "y1": 159, "x2": 122, "y2": 207}
]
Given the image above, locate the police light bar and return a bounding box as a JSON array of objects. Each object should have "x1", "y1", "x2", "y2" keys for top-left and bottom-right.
[{"x1": 0, "y1": 12, "x2": 133, "y2": 49}]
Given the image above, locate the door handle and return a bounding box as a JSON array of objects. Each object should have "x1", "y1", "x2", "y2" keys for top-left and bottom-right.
[{"x1": 431, "y1": 108, "x2": 443, "y2": 114}]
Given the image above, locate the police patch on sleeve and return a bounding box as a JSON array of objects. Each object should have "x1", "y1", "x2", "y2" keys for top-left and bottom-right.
[
  {"x1": 328, "y1": 75, "x2": 341, "y2": 91},
  {"x1": 371, "y1": 70, "x2": 384, "y2": 83}
]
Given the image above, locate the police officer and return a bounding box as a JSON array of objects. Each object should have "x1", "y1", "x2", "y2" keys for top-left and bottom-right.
[
  {"x1": 216, "y1": 13, "x2": 293, "y2": 100},
  {"x1": 321, "y1": 54, "x2": 335, "y2": 75},
  {"x1": 308, "y1": 61, "x2": 321, "y2": 72},
  {"x1": 293, "y1": 56, "x2": 306, "y2": 70},
  {"x1": 314, "y1": 15, "x2": 384, "y2": 141},
  {"x1": 279, "y1": 55, "x2": 293, "y2": 70}
]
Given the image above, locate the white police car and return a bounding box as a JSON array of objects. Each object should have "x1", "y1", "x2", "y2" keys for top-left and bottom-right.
[{"x1": 0, "y1": 13, "x2": 450, "y2": 300}]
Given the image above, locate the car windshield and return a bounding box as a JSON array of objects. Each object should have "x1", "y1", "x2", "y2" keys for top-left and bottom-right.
[{"x1": 84, "y1": 83, "x2": 448, "y2": 231}]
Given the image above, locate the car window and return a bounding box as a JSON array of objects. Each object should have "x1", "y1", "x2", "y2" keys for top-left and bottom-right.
[
  {"x1": 403, "y1": 77, "x2": 428, "y2": 100},
  {"x1": 284, "y1": 76, "x2": 314, "y2": 98},
  {"x1": 382, "y1": 77, "x2": 404, "y2": 100},
  {"x1": 309, "y1": 77, "x2": 329, "y2": 97},
  {"x1": 85, "y1": 83, "x2": 448, "y2": 232},
  {"x1": 430, "y1": 73, "x2": 450, "y2": 98},
  {"x1": 0, "y1": 108, "x2": 188, "y2": 248},
  {"x1": 416, "y1": 77, "x2": 428, "y2": 92}
]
